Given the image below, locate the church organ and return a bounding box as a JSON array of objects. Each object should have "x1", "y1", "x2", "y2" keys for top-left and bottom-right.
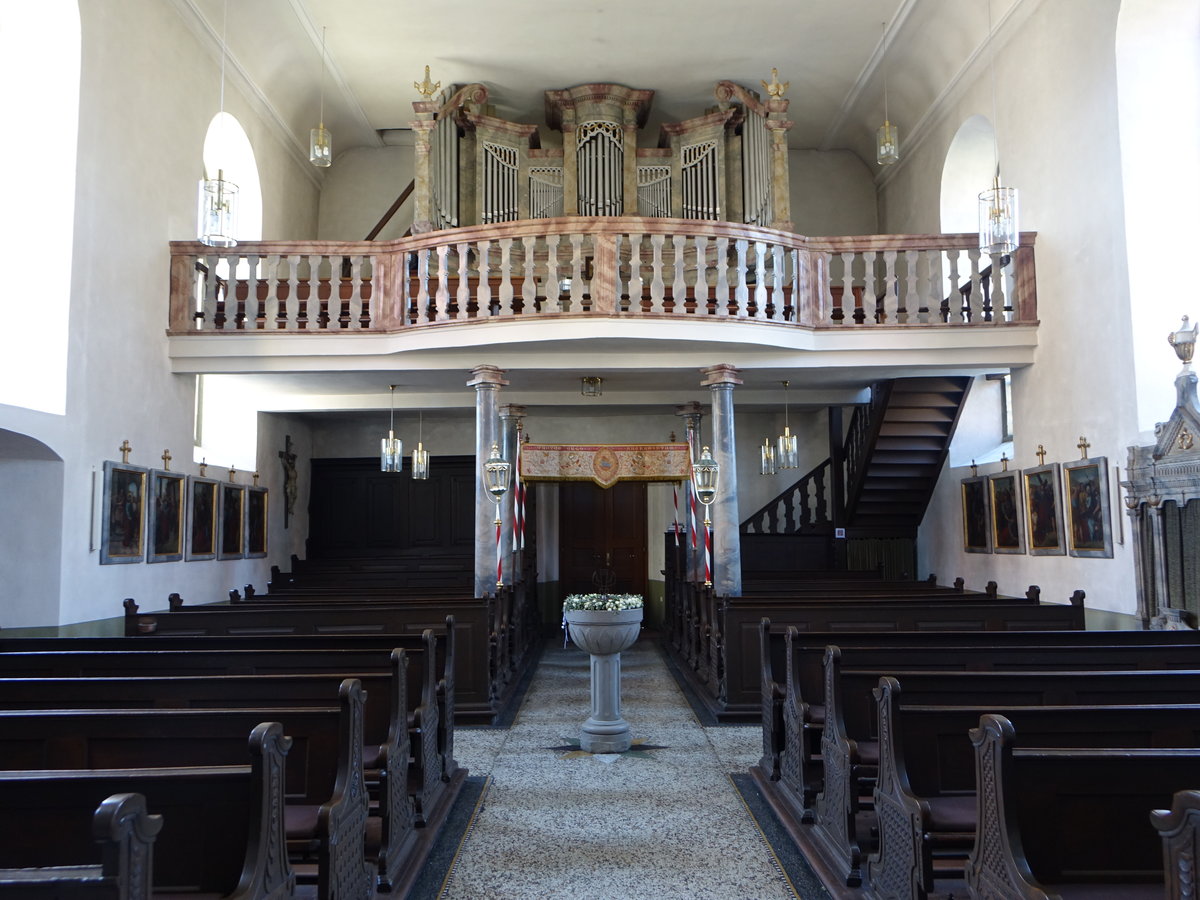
[{"x1": 410, "y1": 80, "x2": 793, "y2": 234}]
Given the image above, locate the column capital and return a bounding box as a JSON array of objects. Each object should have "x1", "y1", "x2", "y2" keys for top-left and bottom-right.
[
  {"x1": 467, "y1": 365, "x2": 509, "y2": 388},
  {"x1": 499, "y1": 404, "x2": 527, "y2": 420},
  {"x1": 700, "y1": 364, "x2": 743, "y2": 387}
]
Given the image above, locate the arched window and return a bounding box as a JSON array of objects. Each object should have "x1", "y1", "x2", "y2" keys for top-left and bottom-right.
[
  {"x1": 0, "y1": 1, "x2": 80, "y2": 414},
  {"x1": 202, "y1": 112, "x2": 262, "y2": 241},
  {"x1": 940, "y1": 114, "x2": 995, "y2": 234}
]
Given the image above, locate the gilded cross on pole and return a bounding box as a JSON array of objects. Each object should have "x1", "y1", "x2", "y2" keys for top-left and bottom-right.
[
  {"x1": 161, "y1": 449, "x2": 172, "y2": 471},
  {"x1": 970, "y1": 459, "x2": 978, "y2": 477},
  {"x1": 229, "y1": 466, "x2": 237, "y2": 483},
  {"x1": 1000, "y1": 453, "x2": 1008, "y2": 472},
  {"x1": 1077, "y1": 436, "x2": 1091, "y2": 459},
  {"x1": 1035, "y1": 444, "x2": 1047, "y2": 465},
  {"x1": 199, "y1": 458, "x2": 207, "y2": 477},
  {"x1": 119, "y1": 440, "x2": 132, "y2": 464},
  {"x1": 253, "y1": 471, "x2": 260, "y2": 486}
]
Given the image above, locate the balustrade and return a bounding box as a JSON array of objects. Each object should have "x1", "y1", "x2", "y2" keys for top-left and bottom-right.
[{"x1": 168, "y1": 220, "x2": 1037, "y2": 335}]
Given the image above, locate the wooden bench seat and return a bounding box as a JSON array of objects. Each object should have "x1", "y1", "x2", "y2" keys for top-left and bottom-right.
[
  {"x1": 0, "y1": 721, "x2": 293, "y2": 900},
  {"x1": 0, "y1": 792, "x2": 162, "y2": 900},
  {"x1": 756, "y1": 619, "x2": 1200, "y2": 784},
  {"x1": 814, "y1": 651, "x2": 1200, "y2": 886},
  {"x1": 678, "y1": 592, "x2": 1087, "y2": 723},
  {"x1": 0, "y1": 687, "x2": 380, "y2": 898},
  {"x1": 122, "y1": 598, "x2": 501, "y2": 724},
  {"x1": 867, "y1": 679, "x2": 1200, "y2": 899},
  {"x1": 966, "y1": 714, "x2": 1200, "y2": 898}
]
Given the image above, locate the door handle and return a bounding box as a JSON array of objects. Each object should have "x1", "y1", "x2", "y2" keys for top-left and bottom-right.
[{"x1": 606, "y1": 551, "x2": 611, "y2": 566}]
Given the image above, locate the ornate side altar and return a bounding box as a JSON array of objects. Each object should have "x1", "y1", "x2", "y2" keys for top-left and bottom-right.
[{"x1": 1123, "y1": 317, "x2": 1200, "y2": 627}]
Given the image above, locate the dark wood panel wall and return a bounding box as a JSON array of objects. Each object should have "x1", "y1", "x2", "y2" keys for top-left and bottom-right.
[{"x1": 306, "y1": 456, "x2": 475, "y2": 559}]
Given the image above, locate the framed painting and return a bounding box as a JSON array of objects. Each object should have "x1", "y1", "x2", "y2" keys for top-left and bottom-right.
[
  {"x1": 1063, "y1": 456, "x2": 1113, "y2": 558},
  {"x1": 186, "y1": 475, "x2": 219, "y2": 561},
  {"x1": 219, "y1": 482, "x2": 245, "y2": 560},
  {"x1": 961, "y1": 475, "x2": 991, "y2": 553},
  {"x1": 988, "y1": 470, "x2": 1026, "y2": 554},
  {"x1": 1022, "y1": 463, "x2": 1066, "y2": 556},
  {"x1": 245, "y1": 486, "x2": 268, "y2": 558},
  {"x1": 100, "y1": 460, "x2": 148, "y2": 564},
  {"x1": 147, "y1": 469, "x2": 185, "y2": 563}
]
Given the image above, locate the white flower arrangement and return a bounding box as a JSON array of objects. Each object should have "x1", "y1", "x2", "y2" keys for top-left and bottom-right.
[{"x1": 562, "y1": 593, "x2": 644, "y2": 612}]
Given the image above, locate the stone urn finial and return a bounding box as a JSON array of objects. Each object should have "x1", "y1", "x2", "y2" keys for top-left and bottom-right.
[{"x1": 1169, "y1": 315, "x2": 1197, "y2": 367}]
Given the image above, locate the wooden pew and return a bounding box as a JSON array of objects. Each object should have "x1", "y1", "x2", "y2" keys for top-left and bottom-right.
[
  {"x1": 757, "y1": 620, "x2": 1200, "y2": 784},
  {"x1": 867, "y1": 679, "x2": 1200, "y2": 899},
  {"x1": 683, "y1": 591, "x2": 1087, "y2": 722},
  {"x1": 0, "y1": 721, "x2": 294, "y2": 900},
  {"x1": 0, "y1": 647, "x2": 449, "y2": 892},
  {"x1": 1151, "y1": 790, "x2": 1200, "y2": 900},
  {"x1": 814, "y1": 651, "x2": 1200, "y2": 886},
  {"x1": 0, "y1": 688, "x2": 375, "y2": 899},
  {"x1": 122, "y1": 597, "x2": 500, "y2": 725},
  {"x1": 965, "y1": 714, "x2": 1200, "y2": 898},
  {"x1": 0, "y1": 792, "x2": 162, "y2": 900}
]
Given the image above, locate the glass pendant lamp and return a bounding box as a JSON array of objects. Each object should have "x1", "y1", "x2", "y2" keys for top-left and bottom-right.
[
  {"x1": 411, "y1": 410, "x2": 430, "y2": 480},
  {"x1": 381, "y1": 385, "x2": 403, "y2": 472},
  {"x1": 777, "y1": 380, "x2": 799, "y2": 469},
  {"x1": 309, "y1": 26, "x2": 332, "y2": 167}
]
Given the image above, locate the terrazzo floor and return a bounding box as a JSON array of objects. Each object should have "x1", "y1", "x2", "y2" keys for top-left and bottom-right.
[{"x1": 439, "y1": 638, "x2": 802, "y2": 899}]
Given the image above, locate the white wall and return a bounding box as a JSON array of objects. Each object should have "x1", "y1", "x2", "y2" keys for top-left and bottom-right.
[
  {"x1": 0, "y1": 0, "x2": 321, "y2": 627},
  {"x1": 788, "y1": 149, "x2": 879, "y2": 236},
  {"x1": 318, "y1": 144, "x2": 415, "y2": 242},
  {"x1": 910, "y1": 0, "x2": 1138, "y2": 614}
]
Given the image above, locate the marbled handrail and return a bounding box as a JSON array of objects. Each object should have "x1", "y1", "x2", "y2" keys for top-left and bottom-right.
[{"x1": 168, "y1": 218, "x2": 1037, "y2": 334}]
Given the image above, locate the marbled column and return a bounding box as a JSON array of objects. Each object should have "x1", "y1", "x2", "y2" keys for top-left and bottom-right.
[
  {"x1": 675, "y1": 402, "x2": 704, "y2": 583},
  {"x1": 500, "y1": 404, "x2": 527, "y2": 587},
  {"x1": 701, "y1": 364, "x2": 743, "y2": 597},
  {"x1": 469, "y1": 365, "x2": 508, "y2": 596}
]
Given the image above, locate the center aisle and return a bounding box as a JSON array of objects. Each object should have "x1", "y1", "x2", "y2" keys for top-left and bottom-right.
[{"x1": 439, "y1": 637, "x2": 801, "y2": 899}]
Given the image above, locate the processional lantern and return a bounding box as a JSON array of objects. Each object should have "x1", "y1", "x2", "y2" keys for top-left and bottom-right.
[
  {"x1": 692, "y1": 445, "x2": 720, "y2": 588},
  {"x1": 483, "y1": 442, "x2": 511, "y2": 588}
]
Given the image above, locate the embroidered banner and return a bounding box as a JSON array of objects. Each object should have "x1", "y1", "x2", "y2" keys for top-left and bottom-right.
[{"x1": 520, "y1": 443, "x2": 690, "y2": 488}]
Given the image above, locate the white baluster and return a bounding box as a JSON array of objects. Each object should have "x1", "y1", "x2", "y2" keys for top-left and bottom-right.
[
  {"x1": 521, "y1": 236, "x2": 537, "y2": 312},
  {"x1": 476, "y1": 240, "x2": 492, "y2": 317},
  {"x1": 734, "y1": 239, "x2": 749, "y2": 318},
  {"x1": 753, "y1": 241, "x2": 767, "y2": 319},
  {"x1": 649, "y1": 234, "x2": 666, "y2": 313},
  {"x1": 435, "y1": 244, "x2": 451, "y2": 322},
  {"x1": 988, "y1": 250, "x2": 1006, "y2": 322},
  {"x1": 456, "y1": 241, "x2": 470, "y2": 320},
  {"x1": 544, "y1": 234, "x2": 561, "y2": 313},
  {"x1": 627, "y1": 234, "x2": 643, "y2": 314},
  {"x1": 202, "y1": 253, "x2": 220, "y2": 328},
  {"x1": 861, "y1": 250, "x2": 878, "y2": 325},
  {"x1": 903, "y1": 250, "x2": 919, "y2": 325},
  {"x1": 499, "y1": 238, "x2": 514, "y2": 316},
  {"x1": 261, "y1": 255, "x2": 279, "y2": 329},
  {"x1": 967, "y1": 249, "x2": 984, "y2": 323},
  {"x1": 416, "y1": 248, "x2": 431, "y2": 323},
  {"x1": 881, "y1": 249, "x2": 898, "y2": 325},
  {"x1": 672, "y1": 234, "x2": 687, "y2": 314},
  {"x1": 365, "y1": 255, "x2": 378, "y2": 329},
  {"x1": 771, "y1": 245, "x2": 785, "y2": 320},
  {"x1": 945, "y1": 249, "x2": 961, "y2": 324},
  {"x1": 569, "y1": 233, "x2": 585, "y2": 311},
  {"x1": 348, "y1": 256, "x2": 363, "y2": 330},
  {"x1": 714, "y1": 237, "x2": 730, "y2": 316},
  {"x1": 285, "y1": 254, "x2": 301, "y2": 330},
  {"x1": 306, "y1": 254, "x2": 324, "y2": 328},
  {"x1": 693, "y1": 235, "x2": 709, "y2": 316},
  {"x1": 840, "y1": 251, "x2": 856, "y2": 324}
]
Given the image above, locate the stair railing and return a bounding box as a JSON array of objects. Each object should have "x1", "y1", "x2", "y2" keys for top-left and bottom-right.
[
  {"x1": 740, "y1": 458, "x2": 832, "y2": 534},
  {"x1": 843, "y1": 381, "x2": 894, "y2": 521}
]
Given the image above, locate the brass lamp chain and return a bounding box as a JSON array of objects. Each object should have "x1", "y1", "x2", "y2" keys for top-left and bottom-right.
[{"x1": 318, "y1": 26, "x2": 327, "y2": 127}]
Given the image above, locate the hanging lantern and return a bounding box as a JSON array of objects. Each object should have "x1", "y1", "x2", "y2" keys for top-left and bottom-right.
[
  {"x1": 979, "y1": 175, "x2": 1019, "y2": 255},
  {"x1": 197, "y1": 170, "x2": 239, "y2": 248},
  {"x1": 760, "y1": 438, "x2": 776, "y2": 476},
  {"x1": 380, "y1": 385, "x2": 403, "y2": 472},
  {"x1": 776, "y1": 380, "x2": 799, "y2": 469}
]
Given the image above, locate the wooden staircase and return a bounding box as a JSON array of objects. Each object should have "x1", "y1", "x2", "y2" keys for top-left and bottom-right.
[{"x1": 844, "y1": 376, "x2": 972, "y2": 530}]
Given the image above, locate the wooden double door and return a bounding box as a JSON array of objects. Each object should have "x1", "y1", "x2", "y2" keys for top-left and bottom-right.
[{"x1": 558, "y1": 481, "x2": 647, "y2": 597}]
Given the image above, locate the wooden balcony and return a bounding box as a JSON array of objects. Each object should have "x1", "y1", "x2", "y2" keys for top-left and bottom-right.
[{"x1": 169, "y1": 217, "x2": 1036, "y2": 335}]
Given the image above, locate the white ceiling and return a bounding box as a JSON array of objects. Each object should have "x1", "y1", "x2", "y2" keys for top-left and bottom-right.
[{"x1": 183, "y1": 0, "x2": 1018, "y2": 175}]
